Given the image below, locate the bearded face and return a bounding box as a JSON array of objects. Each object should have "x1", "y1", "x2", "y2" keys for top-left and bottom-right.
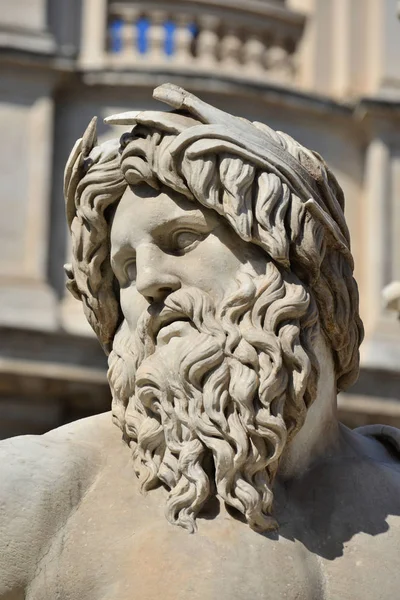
[
  {"x1": 107, "y1": 183, "x2": 320, "y2": 534},
  {"x1": 65, "y1": 87, "x2": 362, "y2": 534}
]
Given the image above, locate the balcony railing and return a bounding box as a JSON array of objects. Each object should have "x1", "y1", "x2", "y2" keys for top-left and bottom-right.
[{"x1": 100, "y1": 0, "x2": 305, "y2": 84}]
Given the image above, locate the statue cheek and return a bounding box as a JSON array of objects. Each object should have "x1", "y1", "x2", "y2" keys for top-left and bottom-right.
[
  {"x1": 182, "y1": 239, "x2": 241, "y2": 302},
  {"x1": 119, "y1": 287, "x2": 148, "y2": 332}
]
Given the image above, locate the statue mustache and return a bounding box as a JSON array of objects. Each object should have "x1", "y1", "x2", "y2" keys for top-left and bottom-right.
[{"x1": 135, "y1": 287, "x2": 226, "y2": 351}]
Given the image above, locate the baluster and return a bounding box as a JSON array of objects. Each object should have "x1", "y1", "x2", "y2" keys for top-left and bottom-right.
[
  {"x1": 148, "y1": 10, "x2": 167, "y2": 63},
  {"x1": 120, "y1": 8, "x2": 140, "y2": 60},
  {"x1": 195, "y1": 14, "x2": 220, "y2": 66},
  {"x1": 174, "y1": 14, "x2": 194, "y2": 64},
  {"x1": 265, "y1": 39, "x2": 291, "y2": 82},
  {"x1": 219, "y1": 26, "x2": 242, "y2": 69},
  {"x1": 243, "y1": 33, "x2": 266, "y2": 74}
]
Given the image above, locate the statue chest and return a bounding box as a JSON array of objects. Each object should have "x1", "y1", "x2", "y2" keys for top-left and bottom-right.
[
  {"x1": 29, "y1": 516, "x2": 400, "y2": 600},
  {"x1": 25, "y1": 462, "x2": 400, "y2": 600},
  {"x1": 26, "y1": 480, "x2": 324, "y2": 600},
  {"x1": 28, "y1": 526, "x2": 323, "y2": 600}
]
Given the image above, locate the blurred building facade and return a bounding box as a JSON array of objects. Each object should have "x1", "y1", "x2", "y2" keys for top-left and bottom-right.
[{"x1": 1, "y1": 0, "x2": 400, "y2": 437}]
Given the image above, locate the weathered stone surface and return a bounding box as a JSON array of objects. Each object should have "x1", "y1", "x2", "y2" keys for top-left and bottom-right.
[{"x1": 1, "y1": 84, "x2": 400, "y2": 599}]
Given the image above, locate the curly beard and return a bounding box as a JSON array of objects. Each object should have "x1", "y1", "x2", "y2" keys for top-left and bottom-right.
[{"x1": 108, "y1": 262, "x2": 319, "y2": 533}]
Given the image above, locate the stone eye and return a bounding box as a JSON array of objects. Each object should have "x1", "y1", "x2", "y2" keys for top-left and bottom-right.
[
  {"x1": 173, "y1": 231, "x2": 201, "y2": 252},
  {"x1": 124, "y1": 260, "x2": 137, "y2": 282}
]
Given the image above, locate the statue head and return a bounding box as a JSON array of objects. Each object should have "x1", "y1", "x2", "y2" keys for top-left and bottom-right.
[{"x1": 64, "y1": 84, "x2": 363, "y2": 533}]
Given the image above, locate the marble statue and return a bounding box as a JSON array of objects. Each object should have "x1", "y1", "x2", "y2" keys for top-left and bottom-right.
[{"x1": 1, "y1": 84, "x2": 400, "y2": 600}]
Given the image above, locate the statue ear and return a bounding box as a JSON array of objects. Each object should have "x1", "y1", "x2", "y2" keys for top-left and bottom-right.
[{"x1": 64, "y1": 117, "x2": 98, "y2": 230}]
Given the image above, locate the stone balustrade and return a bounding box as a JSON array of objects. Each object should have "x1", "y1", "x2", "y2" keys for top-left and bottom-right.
[{"x1": 103, "y1": 0, "x2": 305, "y2": 84}]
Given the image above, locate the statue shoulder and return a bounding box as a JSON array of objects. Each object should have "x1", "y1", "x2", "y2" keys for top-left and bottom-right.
[
  {"x1": 355, "y1": 424, "x2": 400, "y2": 465},
  {"x1": 0, "y1": 412, "x2": 115, "y2": 597},
  {"x1": 353, "y1": 423, "x2": 400, "y2": 490}
]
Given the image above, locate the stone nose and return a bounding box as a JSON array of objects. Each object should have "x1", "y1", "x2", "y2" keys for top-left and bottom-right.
[{"x1": 135, "y1": 244, "x2": 181, "y2": 303}]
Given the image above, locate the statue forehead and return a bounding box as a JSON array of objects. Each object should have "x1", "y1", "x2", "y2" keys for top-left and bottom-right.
[{"x1": 110, "y1": 183, "x2": 221, "y2": 245}]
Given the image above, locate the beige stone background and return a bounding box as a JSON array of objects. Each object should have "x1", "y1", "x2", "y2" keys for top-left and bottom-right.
[{"x1": 1, "y1": 0, "x2": 400, "y2": 438}]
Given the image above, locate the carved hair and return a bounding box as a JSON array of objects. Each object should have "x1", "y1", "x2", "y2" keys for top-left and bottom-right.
[{"x1": 65, "y1": 85, "x2": 363, "y2": 391}]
